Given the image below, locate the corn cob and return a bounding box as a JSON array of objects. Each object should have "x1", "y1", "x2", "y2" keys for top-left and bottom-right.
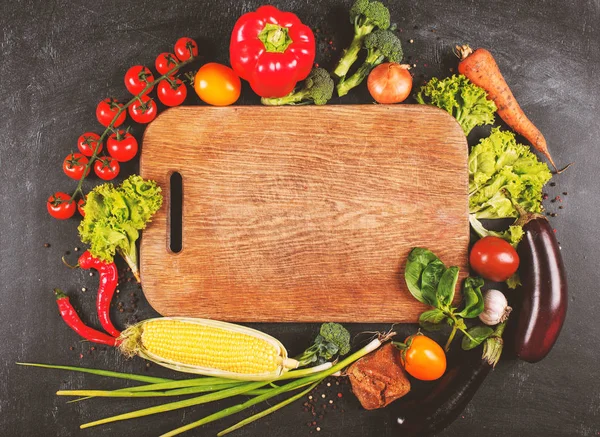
[{"x1": 118, "y1": 317, "x2": 298, "y2": 380}]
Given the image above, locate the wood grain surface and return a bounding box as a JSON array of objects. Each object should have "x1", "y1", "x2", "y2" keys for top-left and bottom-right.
[{"x1": 139, "y1": 105, "x2": 468, "y2": 322}]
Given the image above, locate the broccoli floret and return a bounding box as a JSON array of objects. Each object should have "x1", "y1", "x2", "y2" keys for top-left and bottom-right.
[
  {"x1": 295, "y1": 323, "x2": 352, "y2": 367},
  {"x1": 261, "y1": 68, "x2": 334, "y2": 106},
  {"x1": 333, "y1": 0, "x2": 391, "y2": 78},
  {"x1": 337, "y1": 29, "x2": 403, "y2": 97}
]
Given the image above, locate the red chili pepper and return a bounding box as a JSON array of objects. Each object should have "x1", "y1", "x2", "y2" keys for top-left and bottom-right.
[
  {"x1": 54, "y1": 289, "x2": 118, "y2": 347},
  {"x1": 78, "y1": 251, "x2": 121, "y2": 338},
  {"x1": 230, "y1": 5, "x2": 315, "y2": 98}
]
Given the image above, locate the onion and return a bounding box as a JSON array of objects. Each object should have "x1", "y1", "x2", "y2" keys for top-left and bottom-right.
[{"x1": 367, "y1": 63, "x2": 412, "y2": 104}]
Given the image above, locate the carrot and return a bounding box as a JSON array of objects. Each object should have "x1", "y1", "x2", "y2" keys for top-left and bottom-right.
[{"x1": 455, "y1": 44, "x2": 571, "y2": 173}]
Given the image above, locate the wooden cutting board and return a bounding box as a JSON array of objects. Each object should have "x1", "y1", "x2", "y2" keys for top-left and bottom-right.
[{"x1": 140, "y1": 105, "x2": 468, "y2": 322}]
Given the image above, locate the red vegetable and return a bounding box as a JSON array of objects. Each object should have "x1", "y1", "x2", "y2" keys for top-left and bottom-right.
[
  {"x1": 157, "y1": 78, "x2": 187, "y2": 107},
  {"x1": 54, "y1": 289, "x2": 118, "y2": 346},
  {"x1": 124, "y1": 65, "x2": 154, "y2": 95},
  {"x1": 174, "y1": 37, "x2": 198, "y2": 62},
  {"x1": 96, "y1": 98, "x2": 126, "y2": 128},
  {"x1": 456, "y1": 45, "x2": 568, "y2": 173},
  {"x1": 62, "y1": 153, "x2": 90, "y2": 180},
  {"x1": 107, "y1": 130, "x2": 138, "y2": 162},
  {"x1": 155, "y1": 52, "x2": 179, "y2": 75},
  {"x1": 47, "y1": 192, "x2": 76, "y2": 220},
  {"x1": 511, "y1": 211, "x2": 567, "y2": 362},
  {"x1": 128, "y1": 95, "x2": 157, "y2": 124},
  {"x1": 230, "y1": 5, "x2": 315, "y2": 98},
  {"x1": 77, "y1": 132, "x2": 102, "y2": 157},
  {"x1": 367, "y1": 63, "x2": 412, "y2": 104},
  {"x1": 78, "y1": 251, "x2": 121, "y2": 338},
  {"x1": 94, "y1": 156, "x2": 120, "y2": 181},
  {"x1": 470, "y1": 236, "x2": 519, "y2": 282}
]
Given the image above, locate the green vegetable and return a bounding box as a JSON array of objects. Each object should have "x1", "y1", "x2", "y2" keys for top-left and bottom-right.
[
  {"x1": 337, "y1": 29, "x2": 403, "y2": 97},
  {"x1": 295, "y1": 322, "x2": 351, "y2": 366},
  {"x1": 261, "y1": 68, "x2": 334, "y2": 106},
  {"x1": 333, "y1": 0, "x2": 391, "y2": 78},
  {"x1": 461, "y1": 325, "x2": 494, "y2": 350},
  {"x1": 78, "y1": 175, "x2": 162, "y2": 280},
  {"x1": 416, "y1": 74, "x2": 497, "y2": 136},
  {"x1": 404, "y1": 248, "x2": 485, "y2": 351},
  {"x1": 468, "y1": 127, "x2": 552, "y2": 253}
]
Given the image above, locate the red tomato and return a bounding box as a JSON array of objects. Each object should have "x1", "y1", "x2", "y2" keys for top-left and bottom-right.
[
  {"x1": 63, "y1": 153, "x2": 90, "y2": 180},
  {"x1": 194, "y1": 63, "x2": 241, "y2": 106},
  {"x1": 470, "y1": 236, "x2": 520, "y2": 282},
  {"x1": 77, "y1": 198, "x2": 86, "y2": 217},
  {"x1": 367, "y1": 63, "x2": 413, "y2": 104},
  {"x1": 124, "y1": 65, "x2": 155, "y2": 95},
  {"x1": 155, "y1": 52, "x2": 179, "y2": 75},
  {"x1": 128, "y1": 95, "x2": 157, "y2": 124},
  {"x1": 77, "y1": 132, "x2": 103, "y2": 157},
  {"x1": 157, "y1": 78, "x2": 187, "y2": 107},
  {"x1": 94, "y1": 156, "x2": 120, "y2": 181},
  {"x1": 174, "y1": 37, "x2": 198, "y2": 62},
  {"x1": 96, "y1": 98, "x2": 126, "y2": 128},
  {"x1": 107, "y1": 130, "x2": 138, "y2": 162},
  {"x1": 400, "y1": 334, "x2": 446, "y2": 381},
  {"x1": 47, "y1": 192, "x2": 76, "y2": 220}
]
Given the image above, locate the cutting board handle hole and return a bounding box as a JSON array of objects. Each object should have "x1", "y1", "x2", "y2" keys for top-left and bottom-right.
[{"x1": 169, "y1": 171, "x2": 183, "y2": 253}]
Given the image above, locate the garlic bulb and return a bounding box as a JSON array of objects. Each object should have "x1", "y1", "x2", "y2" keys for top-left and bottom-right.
[{"x1": 479, "y1": 289, "x2": 512, "y2": 326}]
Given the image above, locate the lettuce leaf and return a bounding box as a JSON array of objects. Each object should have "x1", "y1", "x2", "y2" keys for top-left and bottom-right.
[
  {"x1": 469, "y1": 128, "x2": 552, "y2": 219},
  {"x1": 416, "y1": 74, "x2": 497, "y2": 135},
  {"x1": 468, "y1": 128, "x2": 551, "y2": 250},
  {"x1": 78, "y1": 175, "x2": 162, "y2": 280}
]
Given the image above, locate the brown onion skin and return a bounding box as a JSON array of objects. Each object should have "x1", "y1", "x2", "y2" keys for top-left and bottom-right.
[
  {"x1": 367, "y1": 63, "x2": 412, "y2": 104},
  {"x1": 513, "y1": 216, "x2": 568, "y2": 363}
]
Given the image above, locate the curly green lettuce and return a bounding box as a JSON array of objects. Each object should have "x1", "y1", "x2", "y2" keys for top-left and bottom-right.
[
  {"x1": 78, "y1": 175, "x2": 162, "y2": 280},
  {"x1": 416, "y1": 74, "x2": 497, "y2": 136}
]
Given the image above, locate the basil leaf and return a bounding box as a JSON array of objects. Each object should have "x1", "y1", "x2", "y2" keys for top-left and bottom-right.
[
  {"x1": 404, "y1": 248, "x2": 445, "y2": 305},
  {"x1": 420, "y1": 260, "x2": 446, "y2": 307},
  {"x1": 419, "y1": 309, "x2": 447, "y2": 331},
  {"x1": 436, "y1": 266, "x2": 460, "y2": 310},
  {"x1": 462, "y1": 325, "x2": 494, "y2": 350},
  {"x1": 457, "y1": 277, "x2": 485, "y2": 318}
]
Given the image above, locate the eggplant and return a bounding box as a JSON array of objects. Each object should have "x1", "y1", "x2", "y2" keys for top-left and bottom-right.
[
  {"x1": 389, "y1": 348, "x2": 492, "y2": 436},
  {"x1": 512, "y1": 213, "x2": 568, "y2": 362}
]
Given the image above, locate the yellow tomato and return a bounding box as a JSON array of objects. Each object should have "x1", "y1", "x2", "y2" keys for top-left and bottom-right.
[{"x1": 194, "y1": 63, "x2": 241, "y2": 106}]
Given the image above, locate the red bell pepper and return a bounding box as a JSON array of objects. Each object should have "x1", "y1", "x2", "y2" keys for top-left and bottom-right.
[{"x1": 230, "y1": 5, "x2": 315, "y2": 98}]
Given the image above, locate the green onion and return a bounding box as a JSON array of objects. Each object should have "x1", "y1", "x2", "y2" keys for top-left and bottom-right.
[
  {"x1": 80, "y1": 381, "x2": 270, "y2": 429},
  {"x1": 16, "y1": 363, "x2": 171, "y2": 384},
  {"x1": 217, "y1": 380, "x2": 322, "y2": 436}
]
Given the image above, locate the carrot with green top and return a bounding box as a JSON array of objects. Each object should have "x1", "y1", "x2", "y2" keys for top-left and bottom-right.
[{"x1": 456, "y1": 44, "x2": 570, "y2": 173}]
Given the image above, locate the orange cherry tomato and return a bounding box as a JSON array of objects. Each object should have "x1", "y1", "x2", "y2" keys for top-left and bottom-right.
[
  {"x1": 194, "y1": 63, "x2": 241, "y2": 106},
  {"x1": 400, "y1": 334, "x2": 446, "y2": 381}
]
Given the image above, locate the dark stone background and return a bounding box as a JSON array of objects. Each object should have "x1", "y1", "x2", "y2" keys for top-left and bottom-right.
[{"x1": 1, "y1": 0, "x2": 599, "y2": 436}]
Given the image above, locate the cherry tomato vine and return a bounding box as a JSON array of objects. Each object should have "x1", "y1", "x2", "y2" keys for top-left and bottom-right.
[{"x1": 48, "y1": 37, "x2": 200, "y2": 219}]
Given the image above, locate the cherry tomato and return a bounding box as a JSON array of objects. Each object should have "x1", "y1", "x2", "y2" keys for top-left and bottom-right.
[
  {"x1": 157, "y1": 78, "x2": 187, "y2": 107},
  {"x1": 77, "y1": 132, "x2": 103, "y2": 157},
  {"x1": 367, "y1": 63, "x2": 413, "y2": 104},
  {"x1": 470, "y1": 236, "x2": 520, "y2": 282},
  {"x1": 96, "y1": 98, "x2": 126, "y2": 128},
  {"x1": 107, "y1": 130, "x2": 138, "y2": 162},
  {"x1": 94, "y1": 156, "x2": 120, "y2": 181},
  {"x1": 77, "y1": 198, "x2": 86, "y2": 217},
  {"x1": 194, "y1": 63, "x2": 241, "y2": 106},
  {"x1": 174, "y1": 37, "x2": 199, "y2": 62},
  {"x1": 63, "y1": 153, "x2": 90, "y2": 180},
  {"x1": 155, "y1": 52, "x2": 179, "y2": 75},
  {"x1": 400, "y1": 334, "x2": 446, "y2": 381},
  {"x1": 128, "y1": 95, "x2": 157, "y2": 124},
  {"x1": 47, "y1": 192, "x2": 76, "y2": 220},
  {"x1": 124, "y1": 65, "x2": 155, "y2": 95}
]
